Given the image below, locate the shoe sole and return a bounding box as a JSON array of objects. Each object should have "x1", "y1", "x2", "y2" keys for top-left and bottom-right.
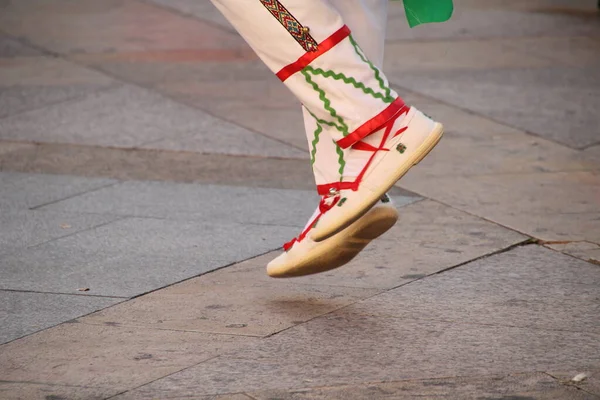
[
  {"x1": 267, "y1": 205, "x2": 398, "y2": 278},
  {"x1": 312, "y1": 123, "x2": 443, "y2": 242}
]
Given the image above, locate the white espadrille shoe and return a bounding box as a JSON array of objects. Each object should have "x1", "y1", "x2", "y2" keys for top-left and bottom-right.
[
  {"x1": 266, "y1": 194, "x2": 398, "y2": 278},
  {"x1": 310, "y1": 107, "x2": 442, "y2": 242}
]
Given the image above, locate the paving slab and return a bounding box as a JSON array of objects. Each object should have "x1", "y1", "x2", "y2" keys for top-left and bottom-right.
[
  {"x1": 0, "y1": 217, "x2": 299, "y2": 297},
  {"x1": 504, "y1": 36, "x2": 600, "y2": 68},
  {"x1": 81, "y1": 271, "x2": 379, "y2": 337},
  {"x1": 112, "y1": 316, "x2": 600, "y2": 397},
  {"x1": 383, "y1": 38, "x2": 552, "y2": 74},
  {"x1": 0, "y1": 0, "x2": 245, "y2": 55},
  {"x1": 249, "y1": 373, "x2": 595, "y2": 400},
  {"x1": 212, "y1": 200, "x2": 527, "y2": 289},
  {"x1": 546, "y1": 241, "x2": 600, "y2": 265},
  {"x1": 0, "y1": 209, "x2": 120, "y2": 257},
  {"x1": 0, "y1": 56, "x2": 117, "y2": 118},
  {"x1": 39, "y1": 180, "x2": 322, "y2": 226},
  {"x1": 0, "y1": 171, "x2": 117, "y2": 211},
  {"x1": 345, "y1": 245, "x2": 600, "y2": 333},
  {"x1": 0, "y1": 322, "x2": 256, "y2": 398},
  {"x1": 394, "y1": 66, "x2": 600, "y2": 149},
  {"x1": 0, "y1": 34, "x2": 42, "y2": 58},
  {"x1": 399, "y1": 170, "x2": 600, "y2": 243},
  {"x1": 71, "y1": 53, "x2": 264, "y2": 87},
  {"x1": 385, "y1": 2, "x2": 600, "y2": 41},
  {"x1": 0, "y1": 381, "x2": 111, "y2": 400},
  {"x1": 155, "y1": 75, "x2": 308, "y2": 151},
  {"x1": 0, "y1": 290, "x2": 122, "y2": 344},
  {"x1": 0, "y1": 84, "x2": 305, "y2": 157},
  {"x1": 0, "y1": 141, "x2": 317, "y2": 190},
  {"x1": 551, "y1": 370, "x2": 600, "y2": 397},
  {"x1": 147, "y1": 0, "x2": 235, "y2": 32}
]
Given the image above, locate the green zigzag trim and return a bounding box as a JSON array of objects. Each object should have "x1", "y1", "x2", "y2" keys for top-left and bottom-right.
[
  {"x1": 334, "y1": 140, "x2": 346, "y2": 178},
  {"x1": 310, "y1": 120, "x2": 322, "y2": 166},
  {"x1": 301, "y1": 69, "x2": 349, "y2": 136},
  {"x1": 349, "y1": 35, "x2": 393, "y2": 102},
  {"x1": 304, "y1": 65, "x2": 394, "y2": 104}
]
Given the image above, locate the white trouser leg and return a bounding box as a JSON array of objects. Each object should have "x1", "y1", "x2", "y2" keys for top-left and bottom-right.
[
  {"x1": 303, "y1": 0, "x2": 389, "y2": 187},
  {"x1": 210, "y1": 0, "x2": 404, "y2": 190}
]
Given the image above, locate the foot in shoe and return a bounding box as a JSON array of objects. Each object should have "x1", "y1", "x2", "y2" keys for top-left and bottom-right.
[
  {"x1": 309, "y1": 106, "x2": 443, "y2": 243},
  {"x1": 266, "y1": 194, "x2": 398, "y2": 278}
]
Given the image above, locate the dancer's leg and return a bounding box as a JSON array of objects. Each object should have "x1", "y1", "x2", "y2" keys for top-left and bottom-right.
[{"x1": 211, "y1": 0, "x2": 443, "y2": 243}]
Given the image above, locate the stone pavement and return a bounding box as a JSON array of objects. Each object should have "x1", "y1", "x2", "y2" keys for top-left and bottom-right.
[{"x1": 0, "y1": 0, "x2": 599, "y2": 398}]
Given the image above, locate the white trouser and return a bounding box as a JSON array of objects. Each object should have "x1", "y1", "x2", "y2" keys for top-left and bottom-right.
[{"x1": 210, "y1": 0, "x2": 404, "y2": 194}]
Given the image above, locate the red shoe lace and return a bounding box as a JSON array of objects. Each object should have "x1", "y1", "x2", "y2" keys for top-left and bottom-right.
[{"x1": 282, "y1": 194, "x2": 341, "y2": 251}]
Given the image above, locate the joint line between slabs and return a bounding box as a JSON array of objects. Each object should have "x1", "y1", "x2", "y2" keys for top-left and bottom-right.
[
  {"x1": 389, "y1": 82, "x2": 586, "y2": 152},
  {"x1": 0, "y1": 288, "x2": 127, "y2": 299},
  {"x1": 0, "y1": 28, "x2": 307, "y2": 155}
]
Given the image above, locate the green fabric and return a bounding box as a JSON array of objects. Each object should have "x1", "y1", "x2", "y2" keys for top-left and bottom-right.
[{"x1": 396, "y1": 0, "x2": 454, "y2": 28}]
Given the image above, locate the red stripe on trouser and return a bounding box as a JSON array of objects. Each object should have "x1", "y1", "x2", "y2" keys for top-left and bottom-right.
[{"x1": 276, "y1": 25, "x2": 351, "y2": 82}]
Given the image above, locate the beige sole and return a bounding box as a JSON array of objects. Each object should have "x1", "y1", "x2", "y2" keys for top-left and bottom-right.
[
  {"x1": 312, "y1": 123, "x2": 443, "y2": 242},
  {"x1": 267, "y1": 205, "x2": 398, "y2": 278}
]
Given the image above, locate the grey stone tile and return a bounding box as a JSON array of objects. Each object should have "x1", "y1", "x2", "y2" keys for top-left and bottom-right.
[
  {"x1": 250, "y1": 373, "x2": 595, "y2": 400},
  {"x1": 0, "y1": 0, "x2": 245, "y2": 55},
  {"x1": 347, "y1": 245, "x2": 600, "y2": 333},
  {"x1": 0, "y1": 290, "x2": 121, "y2": 344},
  {"x1": 0, "y1": 84, "x2": 116, "y2": 119},
  {"x1": 551, "y1": 370, "x2": 600, "y2": 397},
  {"x1": 0, "y1": 217, "x2": 299, "y2": 297},
  {"x1": 82, "y1": 267, "x2": 379, "y2": 337},
  {"x1": 504, "y1": 36, "x2": 600, "y2": 68},
  {"x1": 227, "y1": 200, "x2": 527, "y2": 290},
  {"x1": 0, "y1": 209, "x2": 119, "y2": 256},
  {"x1": 399, "y1": 170, "x2": 600, "y2": 243},
  {"x1": 39, "y1": 180, "x2": 321, "y2": 226},
  {"x1": 546, "y1": 241, "x2": 600, "y2": 265},
  {"x1": 0, "y1": 322, "x2": 255, "y2": 397},
  {"x1": 0, "y1": 56, "x2": 117, "y2": 118},
  {"x1": 0, "y1": 381, "x2": 111, "y2": 400},
  {"x1": 112, "y1": 316, "x2": 600, "y2": 397},
  {"x1": 147, "y1": 0, "x2": 234, "y2": 32},
  {"x1": 0, "y1": 35, "x2": 41, "y2": 57},
  {"x1": 385, "y1": 3, "x2": 600, "y2": 41},
  {"x1": 0, "y1": 84, "x2": 305, "y2": 157},
  {"x1": 0, "y1": 171, "x2": 117, "y2": 211},
  {"x1": 394, "y1": 67, "x2": 600, "y2": 149}
]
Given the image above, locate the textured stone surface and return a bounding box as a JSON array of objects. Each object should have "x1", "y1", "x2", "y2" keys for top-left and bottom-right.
[
  {"x1": 546, "y1": 241, "x2": 600, "y2": 265},
  {"x1": 0, "y1": 209, "x2": 119, "y2": 257},
  {"x1": 82, "y1": 270, "x2": 379, "y2": 337},
  {"x1": 400, "y1": 170, "x2": 600, "y2": 243},
  {"x1": 0, "y1": 217, "x2": 299, "y2": 297},
  {"x1": 249, "y1": 373, "x2": 595, "y2": 400},
  {"x1": 147, "y1": 0, "x2": 234, "y2": 32},
  {"x1": 0, "y1": 56, "x2": 116, "y2": 118},
  {"x1": 347, "y1": 245, "x2": 600, "y2": 333},
  {"x1": 40, "y1": 180, "x2": 321, "y2": 226},
  {"x1": 0, "y1": 0, "x2": 244, "y2": 54},
  {"x1": 551, "y1": 370, "x2": 600, "y2": 397},
  {"x1": 385, "y1": 1, "x2": 600, "y2": 41},
  {"x1": 0, "y1": 35, "x2": 41, "y2": 58},
  {"x1": 0, "y1": 381, "x2": 111, "y2": 400},
  {"x1": 395, "y1": 67, "x2": 600, "y2": 149},
  {"x1": 215, "y1": 200, "x2": 527, "y2": 289},
  {"x1": 113, "y1": 317, "x2": 600, "y2": 397},
  {"x1": 0, "y1": 290, "x2": 121, "y2": 344},
  {"x1": 0, "y1": 171, "x2": 117, "y2": 211},
  {"x1": 384, "y1": 38, "x2": 552, "y2": 73},
  {"x1": 0, "y1": 141, "x2": 317, "y2": 190},
  {"x1": 0, "y1": 322, "x2": 255, "y2": 397},
  {"x1": 0, "y1": 84, "x2": 304, "y2": 157}
]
